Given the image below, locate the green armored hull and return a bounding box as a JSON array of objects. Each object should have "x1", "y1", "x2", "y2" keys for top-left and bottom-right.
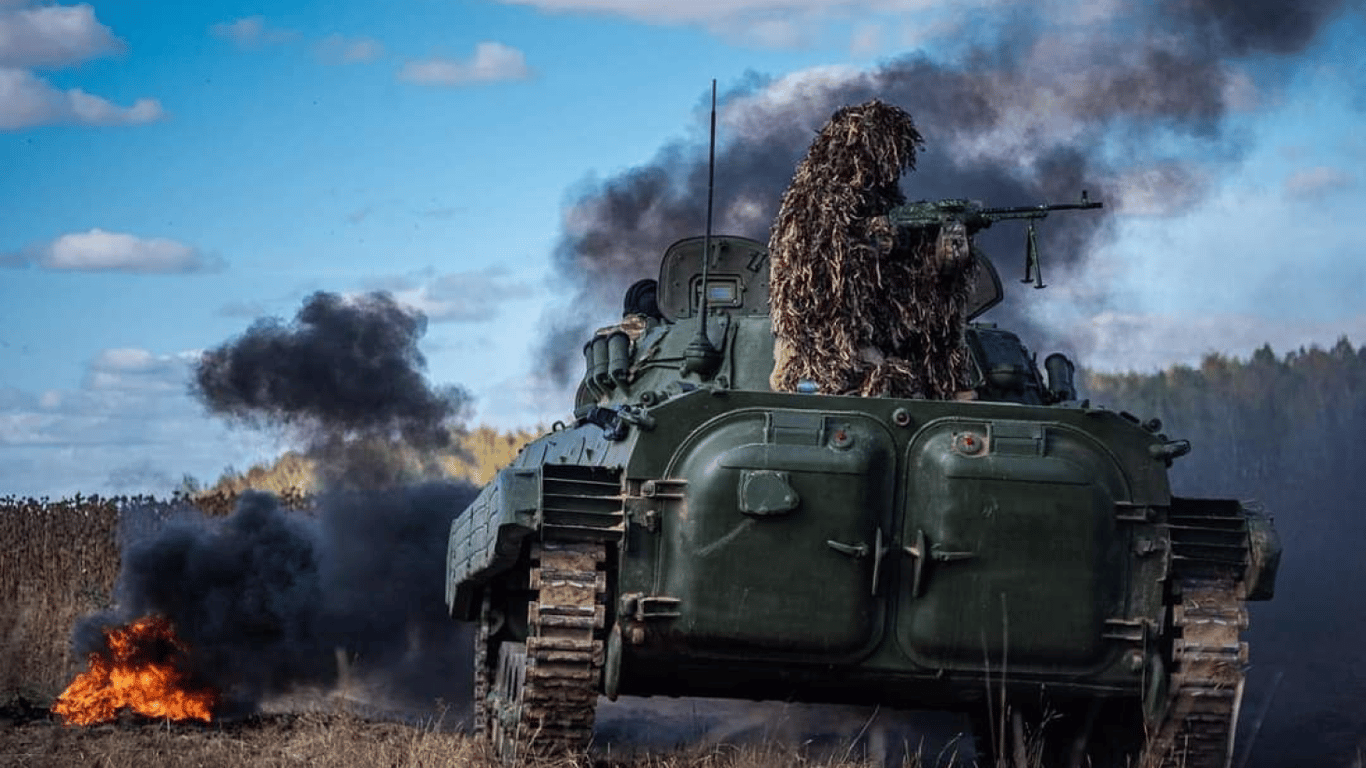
[{"x1": 446, "y1": 234, "x2": 1280, "y2": 768}]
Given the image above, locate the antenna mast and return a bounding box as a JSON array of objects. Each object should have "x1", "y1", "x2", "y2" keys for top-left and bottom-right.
[{"x1": 683, "y1": 79, "x2": 723, "y2": 378}]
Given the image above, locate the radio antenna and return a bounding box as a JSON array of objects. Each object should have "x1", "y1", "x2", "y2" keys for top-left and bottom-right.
[{"x1": 683, "y1": 79, "x2": 723, "y2": 378}]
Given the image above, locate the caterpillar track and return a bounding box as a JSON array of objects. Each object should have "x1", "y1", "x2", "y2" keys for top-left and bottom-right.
[
  {"x1": 473, "y1": 595, "x2": 491, "y2": 739},
  {"x1": 474, "y1": 542, "x2": 607, "y2": 760},
  {"x1": 1145, "y1": 577, "x2": 1248, "y2": 768}
]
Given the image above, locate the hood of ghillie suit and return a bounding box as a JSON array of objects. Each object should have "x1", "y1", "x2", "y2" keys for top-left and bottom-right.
[{"x1": 767, "y1": 100, "x2": 977, "y2": 399}]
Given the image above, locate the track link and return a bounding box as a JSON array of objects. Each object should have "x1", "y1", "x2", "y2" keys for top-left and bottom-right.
[
  {"x1": 487, "y1": 541, "x2": 607, "y2": 760},
  {"x1": 472, "y1": 592, "x2": 492, "y2": 738},
  {"x1": 1145, "y1": 578, "x2": 1248, "y2": 768}
]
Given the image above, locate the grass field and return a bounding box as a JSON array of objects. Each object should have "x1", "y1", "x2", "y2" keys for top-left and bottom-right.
[{"x1": 0, "y1": 709, "x2": 952, "y2": 768}]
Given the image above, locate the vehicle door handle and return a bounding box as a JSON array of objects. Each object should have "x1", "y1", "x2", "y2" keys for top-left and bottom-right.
[
  {"x1": 826, "y1": 539, "x2": 868, "y2": 558},
  {"x1": 827, "y1": 527, "x2": 889, "y2": 595},
  {"x1": 903, "y1": 529, "x2": 975, "y2": 597}
]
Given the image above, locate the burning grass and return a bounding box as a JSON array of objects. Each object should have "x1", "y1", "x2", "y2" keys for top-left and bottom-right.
[
  {"x1": 53, "y1": 615, "x2": 217, "y2": 725},
  {"x1": 0, "y1": 495, "x2": 307, "y2": 702}
]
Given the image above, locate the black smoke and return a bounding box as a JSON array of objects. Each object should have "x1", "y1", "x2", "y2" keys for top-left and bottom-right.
[
  {"x1": 69, "y1": 291, "x2": 485, "y2": 716},
  {"x1": 193, "y1": 291, "x2": 470, "y2": 487},
  {"x1": 76, "y1": 485, "x2": 478, "y2": 716},
  {"x1": 539, "y1": 0, "x2": 1350, "y2": 380}
]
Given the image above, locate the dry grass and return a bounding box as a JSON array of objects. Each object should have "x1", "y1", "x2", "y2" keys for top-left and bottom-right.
[
  {"x1": 0, "y1": 495, "x2": 121, "y2": 699},
  {"x1": 0, "y1": 711, "x2": 474, "y2": 768},
  {"x1": 0, "y1": 710, "x2": 958, "y2": 768}
]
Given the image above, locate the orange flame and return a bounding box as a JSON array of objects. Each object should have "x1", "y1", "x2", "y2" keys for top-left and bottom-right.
[{"x1": 52, "y1": 615, "x2": 218, "y2": 725}]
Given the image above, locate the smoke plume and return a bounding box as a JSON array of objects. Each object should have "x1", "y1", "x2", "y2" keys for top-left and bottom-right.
[
  {"x1": 70, "y1": 291, "x2": 484, "y2": 715},
  {"x1": 77, "y1": 485, "x2": 477, "y2": 715},
  {"x1": 193, "y1": 291, "x2": 471, "y2": 487},
  {"x1": 540, "y1": 0, "x2": 1349, "y2": 379}
]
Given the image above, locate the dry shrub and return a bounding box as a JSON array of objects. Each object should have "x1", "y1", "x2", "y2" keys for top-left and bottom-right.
[
  {"x1": 768, "y1": 100, "x2": 976, "y2": 399},
  {"x1": 204, "y1": 451, "x2": 317, "y2": 498},
  {"x1": 439, "y1": 425, "x2": 542, "y2": 487},
  {"x1": 188, "y1": 487, "x2": 313, "y2": 517}
]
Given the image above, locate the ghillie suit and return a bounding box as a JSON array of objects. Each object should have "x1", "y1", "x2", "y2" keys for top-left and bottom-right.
[{"x1": 768, "y1": 100, "x2": 977, "y2": 399}]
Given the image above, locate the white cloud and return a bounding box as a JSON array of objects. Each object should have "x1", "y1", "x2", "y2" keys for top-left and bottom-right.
[
  {"x1": 474, "y1": 370, "x2": 576, "y2": 431},
  {"x1": 0, "y1": 4, "x2": 161, "y2": 133},
  {"x1": 0, "y1": 347, "x2": 285, "y2": 498},
  {"x1": 0, "y1": 4, "x2": 161, "y2": 132},
  {"x1": 209, "y1": 15, "x2": 298, "y2": 47},
  {"x1": 718, "y1": 64, "x2": 864, "y2": 140},
  {"x1": 849, "y1": 22, "x2": 884, "y2": 56},
  {"x1": 10, "y1": 228, "x2": 219, "y2": 273},
  {"x1": 0, "y1": 3, "x2": 123, "y2": 68},
  {"x1": 316, "y1": 34, "x2": 384, "y2": 64},
  {"x1": 496, "y1": 0, "x2": 980, "y2": 48},
  {"x1": 86, "y1": 348, "x2": 193, "y2": 392},
  {"x1": 398, "y1": 42, "x2": 532, "y2": 86},
  {"x1": 93, "y1": 347, "x2": 161, "y2": 371},
  {"x1": 0, "y1": 66, "x2": 163, "y2": 131},
  {"x1": 1075, "y1": 311, "x2": 1366, "y2": 375},
  {"x1": 496, "y1": 0, "x2": 939, "y2": 24},
  {"x1": 363, "y1": 266, "x2": 538, "y2": 322},
  {"x1": 1284, "y1": 166, "x2": 1353, "y2": 200},
  {"x1": 745, "y1": 17, "x2": 807, "y2": 48}
]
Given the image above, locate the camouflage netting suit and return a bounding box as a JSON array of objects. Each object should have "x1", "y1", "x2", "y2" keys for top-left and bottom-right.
[{"x1": 768, "y1": 100, "x2": 977, "y2": 399}]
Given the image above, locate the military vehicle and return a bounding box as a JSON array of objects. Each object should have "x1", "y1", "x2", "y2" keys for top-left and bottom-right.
[{"x1": 444, "y1": 197, "x2": 1281, "y2": 768}]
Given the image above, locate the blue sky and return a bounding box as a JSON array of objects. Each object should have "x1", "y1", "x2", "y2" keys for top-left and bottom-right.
[{"x1": 1, "y1": 0, "x2": 1363, "y2": 497}]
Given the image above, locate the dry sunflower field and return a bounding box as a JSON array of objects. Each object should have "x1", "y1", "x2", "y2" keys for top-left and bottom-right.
[{"x1": 0, "y1": 495, "x2": 969, "y2": 768}]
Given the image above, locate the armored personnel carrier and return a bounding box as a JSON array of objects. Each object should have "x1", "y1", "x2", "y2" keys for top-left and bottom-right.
[{"x1": 445, "y1": 204, "x2": 1280, "y2": 768}]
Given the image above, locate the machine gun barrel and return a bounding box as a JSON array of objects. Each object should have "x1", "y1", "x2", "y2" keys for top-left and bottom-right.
[
  {"x1": 885, "y1": 190, "x2": 1104, "y2": 291},
  {"x1": 887, "y1": 190, "x2": 1103, "y2": 235},
  {"x1": 977, "y1": 191, "x2": 1103, "y2": 222}
]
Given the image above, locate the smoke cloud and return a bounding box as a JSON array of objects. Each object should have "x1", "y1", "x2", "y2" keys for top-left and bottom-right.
[
  {"x1": 540, "y1": 0, "x2": 1349, "y2": 379},
  {"x1": 76, "y1": 485, "x2": 478, "y2": 716},
  {"x1": 193, "y1": 291, "x2": 471, "y2": 487},
  {"x1": 68, "y1": 290, "x2": 487, "y2": 715}
]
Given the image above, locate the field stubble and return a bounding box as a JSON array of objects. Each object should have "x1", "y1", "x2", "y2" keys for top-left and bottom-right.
[{"x1": 0, "y1": 708, "x2": 946, "y2": 768}]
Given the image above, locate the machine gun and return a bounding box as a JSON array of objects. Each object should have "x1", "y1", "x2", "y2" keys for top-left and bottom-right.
[{"x1": 888, "y1": 191, "x2": 1103, "y2": 288}]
